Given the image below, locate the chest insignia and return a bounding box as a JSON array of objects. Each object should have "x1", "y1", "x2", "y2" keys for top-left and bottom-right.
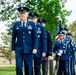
[
  {"x1": 28, "y1": 25, "x2": 33, "y2": 29},
  {"x1": 16, "y1": 26, "x2": 19, "y2": 30},
  {"x1": 37, "y1": 28, "x2": 41, "y2": 33}
]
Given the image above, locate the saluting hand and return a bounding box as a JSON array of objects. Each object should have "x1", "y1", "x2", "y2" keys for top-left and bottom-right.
[
  {"x1": 32, "y1": 49, "x2": 37, "y2": 54},
  {"x1": 12, "y1": 51, "x2": 15, "y2": 56},
  {"x1": 42, "y1": 52, "x2": 46, "y2": 57}
]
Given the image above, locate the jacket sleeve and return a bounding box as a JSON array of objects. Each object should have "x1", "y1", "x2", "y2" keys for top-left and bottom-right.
[
  {"x1": 32, "y1": 23, "x2": 38, "y2": 50},
  {"x1": 12, "y1": 23, "x2": 16, "y2": 51},
  {"x1": 47, "y1": 32, "x2": 52, "y2": 56},
  {"x1": 53, "y1": 42, "x2": 59, "y2": 54},
  {"x1": 41, "y1": 26, "x2": 47, "y2": 53}
]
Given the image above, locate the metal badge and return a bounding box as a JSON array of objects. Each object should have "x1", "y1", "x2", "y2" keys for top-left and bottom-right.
[
  {"x1": 71, "y1": 43, "x2": 74, "y2": 46},
  {"x1": 71, "y1": 42, "x2": 74, "y2": 45},
  {"x1": 63, "y1": 44, "x2": 66, "y2": 45},
  {"x1": 38, "y1": 35, "x2": 40, "y2": 38},
  {"x1": 40, "y1": 19, "x2": 42, "y2": 22},
  {"x1": 21, "y1": 7, "x2": 23, "y2": 10},
  {"x1": 32, "y1": 13, "x2": 34, "y2": 15},
  {"x1": 37, "y1": 28, "x2": 41, "y2": 33},
  {"x1": 16, "y1": 26, "x2": 19, "y2": 30},
  {"x1": 63, "y1": 46, "x2": 65, "y2": 48},
  {"x1": 68, "y1": 45, "x2": 70, "y2": 47},
  {"x1": 20, "y1": 25, "x2": 22, "y2": 27},
  {"x1": 28, "y1": 31, "x2": 31, "y2": 34}
]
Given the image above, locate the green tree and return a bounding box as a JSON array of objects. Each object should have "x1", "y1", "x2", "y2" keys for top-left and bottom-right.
[
  {"x1": 0, "y1": 32, "x2": 14, "y2": 64},
  {"x1": 68, "y1": 21, "x2": 76, "y2": 42},
  {"x1": 0, "y1": 0, "x2": 71, "y2": 43}
]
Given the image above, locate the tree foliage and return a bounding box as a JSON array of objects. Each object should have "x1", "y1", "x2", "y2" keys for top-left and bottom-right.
[
  {"x1": 68, "y1": 21, "x2": 76, "y2": 42},
  {"x1": 0, "y1": 0, "x2": 72, "y2": 62},
  {"x1": 0, "y1": 0, "x2": 71, "y2": 44},
  {"x1": 0, "y1": 32, "x2": 14, "y2": 64}
]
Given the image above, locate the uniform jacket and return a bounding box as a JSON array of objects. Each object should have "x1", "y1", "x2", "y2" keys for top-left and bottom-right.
[
  {"x1": 66, "y1": 36, "x2": 76, "y2": 60},
  {"x1": 46, "y1": 31, "x2": 52, "y2": 56},
  {"x1": 12, "y1": 20, "x2": 38, "y2": 53},
  {"x1": 35, "y1": 24, "x2": 47, "y2": 57},
  {"x1": 53, "y1": 38, "x2": 71, "y2": 60}
]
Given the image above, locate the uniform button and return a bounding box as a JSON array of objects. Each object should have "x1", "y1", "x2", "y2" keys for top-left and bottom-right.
[
  {"x1": 23, "y1": 36, "x2": 25, "y2": 38},
  {"x1": 23, "y1": 40, "x2": 25, "y2": 42},
  {"x1": 23, "y1": 32, "x2": 25, "y2": 34}
]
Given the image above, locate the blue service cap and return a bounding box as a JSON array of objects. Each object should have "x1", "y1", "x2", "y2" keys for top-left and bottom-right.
[
  {"x1": 58, "y1": 31, "x2": 65, "y2": 36},
  {"x1": 17, "y1": 7, "x2": 29, "y2": 12},
  {"x1": 66, "y1": 33, "x2": 72, "y2": 36},
  {"x1": 60, "y1": 27, "x2": 68, "y2": 34},
  {"x1": 29, "y1": 12, "x2": 39, "y2": 18},
  {"x1": 61, "y1": 28, "x2": 68, "y2": 31},
  {"x1": 37, "y1": 18, "x2": 47, "y2": 24}
]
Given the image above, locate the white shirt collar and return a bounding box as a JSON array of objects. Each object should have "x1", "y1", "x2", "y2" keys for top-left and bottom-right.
[{"x1": 21, "y1": 20, "x2": 27, "y2": 26}]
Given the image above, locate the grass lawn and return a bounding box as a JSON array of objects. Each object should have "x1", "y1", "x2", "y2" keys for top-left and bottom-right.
[
  {"x1": 0, "y1": 71, "x2": 16, "y2": 75},
  {"x1": 0, "y1": 66, "x2": 16, "y2": 75},
  {"x1": 0, "y1": 65, "x2": 75, "y2": 75}
]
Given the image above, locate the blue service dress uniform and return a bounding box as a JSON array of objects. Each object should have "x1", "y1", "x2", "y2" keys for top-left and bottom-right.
[
  {"x1": 70, "y1": 41, "x2": 76, "y2": 75},
  {"x1": 66, "y1": 34, "x2": 76, "y2": 75},
  {"x1": 12, "y1": 20, "x2": 38, "y2": 75},
  {"x1": 34, "y1": 24, "x2": 47, "y2": 75},
  {"x1": 53, "y1": 38, "x2": 71, "y2": 75},
  {"x1": 42, "y1": 30, "x2": 52, "y2": 75}
]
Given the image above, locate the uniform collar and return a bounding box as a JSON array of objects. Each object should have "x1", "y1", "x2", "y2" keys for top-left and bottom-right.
[
  {"x1": 59, "y1": 39, "x2": 63, "y2": 43},
  {"x1": 21, "y1": 20, "x2": 27, "y2": 26}
]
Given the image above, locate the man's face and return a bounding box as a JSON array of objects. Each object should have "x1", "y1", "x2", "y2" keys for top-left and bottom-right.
[
  {"x1": 20, "y1": 12, "x2": 29, "y2": 21},
  {"x1": 30, "y1": 17, "x2": 38, "y2": 23},
  {"x1": 59, "y1": 35, "x2": 64, "y2": 40}
]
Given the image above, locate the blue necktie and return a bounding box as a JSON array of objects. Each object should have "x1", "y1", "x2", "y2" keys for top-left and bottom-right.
[
  {"x1": 61, "y1": 40, "x2": 63, "y2": 44},
  {"x1": 23, "y1": 22, "x2": 25, "y2": 27}
]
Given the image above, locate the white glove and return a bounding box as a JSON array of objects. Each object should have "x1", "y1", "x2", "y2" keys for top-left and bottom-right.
[
  {"x1": 59, "y1": 50, "x2": 63, "y2": 54},
  {"x1": 57, "y1": 53, "x2": 62, "y2": 56}
]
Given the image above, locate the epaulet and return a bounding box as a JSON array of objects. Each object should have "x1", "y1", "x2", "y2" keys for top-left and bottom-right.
[
  {"x1": 14, "y1": 21, "x2": 20, "y2": 25},
  {"x1": 15, "y1": 21, "x2": 20, "y2": 23},
  {"x1": 27, "y1": 20, "x2": 35, "y2": 24}
]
